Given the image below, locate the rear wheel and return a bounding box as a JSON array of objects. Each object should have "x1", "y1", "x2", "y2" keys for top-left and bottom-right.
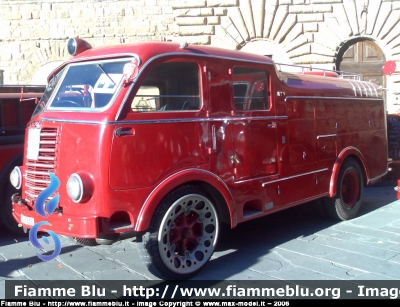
[
  {"x1": 138, "y1": 185, "x2": 219, "y2": 280},
  {"x1": 324, "y1": 158, "x2": 364, "y2": 221}
]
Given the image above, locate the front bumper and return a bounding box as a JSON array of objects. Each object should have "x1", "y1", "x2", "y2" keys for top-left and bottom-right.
[{"x1": 12, "y1": 199, "x2": 99, "y2": 238}]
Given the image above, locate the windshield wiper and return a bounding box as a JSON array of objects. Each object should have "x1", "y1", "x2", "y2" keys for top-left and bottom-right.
[{"x1": 96, "y1": 63, "x2": 116, "y2": 85}]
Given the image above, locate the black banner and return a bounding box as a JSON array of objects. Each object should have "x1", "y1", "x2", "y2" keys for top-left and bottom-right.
[
  {"x1": 4, "y1": 280, "x2": 400, "y2": 300},
  {"x1": 1, "y1": 299, "x2": 400, "y2": 307}
]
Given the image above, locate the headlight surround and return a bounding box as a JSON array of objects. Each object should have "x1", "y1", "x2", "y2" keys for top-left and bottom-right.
[
  {"x1": 66, "y1": 173, "x2": 94, "y2": 203},
  {"x1": 10, "y1": 167, "x2": 22, "y2": 189},
  {"x1": 66, "y1": 173, "x2": 83, "y2": 202}
]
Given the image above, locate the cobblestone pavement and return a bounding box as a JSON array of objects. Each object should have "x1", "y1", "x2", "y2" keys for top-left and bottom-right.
[{"x1": 1, "y1": 183, "x2": 399, "y2": 298}]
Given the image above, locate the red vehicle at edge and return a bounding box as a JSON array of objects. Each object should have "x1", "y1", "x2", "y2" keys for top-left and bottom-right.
[
  {"x1": 11, "y1": 38, "x2": 388, "y2": 279},
  {"x1": 0, "y1": 85, "x2": 44, "y2": 233}
]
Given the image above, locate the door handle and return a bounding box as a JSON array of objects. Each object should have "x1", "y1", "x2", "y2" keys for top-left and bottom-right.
[
  {"x1": 267, "y1": 122, "x2": 277, "y2": 129},
  {"x1": 115, "y1": 127, "x2": 134, "y2": 137}
]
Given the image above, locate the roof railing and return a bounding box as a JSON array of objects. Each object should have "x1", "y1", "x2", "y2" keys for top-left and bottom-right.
[{"x1": 275, "y1": 63, "x2": 362, "y2": 80}]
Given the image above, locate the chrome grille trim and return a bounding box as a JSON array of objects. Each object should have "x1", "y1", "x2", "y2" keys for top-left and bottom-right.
[
  {"x1": 26, "y1": 162, "x2": 54, "y2": 168},
  {"x1": 26, "y1": 170, "x2": 51, "y2": 176},
  {"x1": 25, "y1": 127, "x2": 58, "y2": 202}
]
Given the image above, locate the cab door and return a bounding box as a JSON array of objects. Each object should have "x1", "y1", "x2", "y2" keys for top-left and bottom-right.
[
  {"x1": 230, "y1": 66, "x2": 278, "y2": 182},
  {"x1": 110, "y1": 60, "x2": 208, "y2": 190}
]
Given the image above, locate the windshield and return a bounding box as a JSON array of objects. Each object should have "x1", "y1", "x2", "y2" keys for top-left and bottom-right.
[
  {"x1": 32, "y1": 68, "x2": 65, "y2": 118},
  {"x1": 33, "y1": 59, "x2": 131, "y2": 116}
]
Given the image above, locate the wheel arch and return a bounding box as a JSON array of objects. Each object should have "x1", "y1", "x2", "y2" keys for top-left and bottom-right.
[
  {"x1": 329, "y1": 147, "x2": 367, "y2": 197},
  {"x1": 134, "y1": 169, "x2": 236, "y2": 232}
]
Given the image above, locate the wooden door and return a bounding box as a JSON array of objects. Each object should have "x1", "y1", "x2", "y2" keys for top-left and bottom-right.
[{"x1": 338, "y1": 40, "x2": 386, "y2": 88}]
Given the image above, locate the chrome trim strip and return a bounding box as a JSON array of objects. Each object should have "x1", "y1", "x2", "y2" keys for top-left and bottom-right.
[
  {"x1": 25, "y1": 185, "x2": 47, "y2": 191},
  {"x1": 316, "y1": 134, "x2": 337, "y2": 139},
  {"x1": 136, "y1": 94, "x2": 200, "y2": 98},
  {"x1": 25, "y1": 191, "x2": 55, "y2": 200},
  {"x1": 261, "y1": 168, "x2": 329, "y2": 187},
  {"x1": 230, "y1": 115, "x2": 287, "y2": 121},
  {"x1": 37, "y1": 157, "x2": 55, "y2": 161},
  {"x1": 40, "y1": 141, "x2": 56, "y2": 145},
  {"x1": 65, "y1": 53, "x2": 140, "y2": 64},
  {"x1": 27, "y1": 178, "x2": 51, "y2": 184},
  {"x1": 359, "y1": 81, "x2": 368, "y2": 97},
  {"x1": 26, "y1": 162, "x2": 54, "y2": 168},
  {"x1": 41, "y1": 115, "x2": 288, "y2": 125},
  {"x1": 26, "y1": 170, "x2": 50, "y2": 176},
  {"x1": 212, "y1": 125, "x2": 217, "y2": 152},
  {"x1": 40, "y1": 132, "x2": 57, "y2": 137},
  {"x1": 345, "y1": 80, "x2": 357, "y2": 96},
  {"x1": 284, "y1": 95, "x2": 382, "y2": 101},
  {"x1": 361, "y1": 81, "x2": 377, "y2": 97},
  {"x1": 234, "y1": 175, "x2": 279, "y2": 185},
  {"x1": 354, "y1": 81, "x2": 362, "y2": 96},
  {"x1": 41, "y1": 118, "x2": 108, "y2": 125}
]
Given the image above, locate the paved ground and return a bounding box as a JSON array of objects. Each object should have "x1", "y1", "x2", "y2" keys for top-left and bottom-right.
[{"x1": 1, "y1": 182, "x2": 400, "y2": 298}]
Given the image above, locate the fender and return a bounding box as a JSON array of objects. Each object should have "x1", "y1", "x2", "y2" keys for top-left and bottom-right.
[
  {"x1": 134, "y1": 168, "x2": 236, "y2": 232},
  {"x1": 329, "y1": 147, "x2": 368, "y2": 197}
]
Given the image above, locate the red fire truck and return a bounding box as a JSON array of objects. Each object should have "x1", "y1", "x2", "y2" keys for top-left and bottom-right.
[
  {"x1": 11, "y1": 38, "x2": 388, "y2": 279},
  {"x1": 0, "y1": 85, "x2": 44, "y2": 233}
]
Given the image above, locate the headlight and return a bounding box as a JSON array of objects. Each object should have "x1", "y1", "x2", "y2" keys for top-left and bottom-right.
[
  {"x1": 66, "y1": 173, "x2": 83, "y2": 202},
  {"x1": 10, "y1": 167, "x2": 22, "y2": 189},
  {"x1": 66, "y1": 173, "x2": 94, "y2": 203}
]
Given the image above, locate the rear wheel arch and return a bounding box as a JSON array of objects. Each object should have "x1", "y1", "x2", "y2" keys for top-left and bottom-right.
[{"x1": 329, "y1": 149, "x2": 367, "y2": 197}]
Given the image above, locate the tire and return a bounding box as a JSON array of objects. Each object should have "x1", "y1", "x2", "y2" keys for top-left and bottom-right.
[
  {"x1": 69, "y1": 237, "x2": 98, "y2": 246},
  {"x1": 138, "y1": 185, "x2": 219, "y2": 280},
  {"x1": 309, "y1": 198, "x2": 329, "y2": 218},
  {"x1": 324, "y1": 158, "x2": 364, "y2": 221},
  {"x1": 0, "y1": 181, "x2": 25, "y2": 235}
]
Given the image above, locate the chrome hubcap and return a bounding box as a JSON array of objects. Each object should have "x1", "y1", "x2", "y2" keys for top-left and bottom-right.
[{"x1": 158, "y1": 194, "x2": 218, "y2": 274}]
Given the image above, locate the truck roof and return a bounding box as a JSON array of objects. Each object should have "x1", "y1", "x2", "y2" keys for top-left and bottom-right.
[{"x1": 68, "y1": 41, "x2": 275, "y2": 66}]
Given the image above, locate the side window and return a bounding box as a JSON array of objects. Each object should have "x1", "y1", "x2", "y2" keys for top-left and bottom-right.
[
  {"x1": 131, "y1": 62, "x2": 200, "y2": 112},
  {"x1": 233, "y1": 82, "x2": 249, "y2": 110},
  {"x1": 131, "y1": 86, "x2": 160, "y2": 111},
  {"x1": 232, "y1": 66, "x2": 269, "y2": 110}
]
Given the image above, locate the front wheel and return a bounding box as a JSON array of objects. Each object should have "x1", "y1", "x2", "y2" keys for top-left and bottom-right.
[
  {"x1": 324, "y1": 158, "x2": 364, "y2": 221},
  {"x1": 138, "y1": 185, "x2": 219, "y2": 280},
  {"x1": 0, "y1": 181, "x2": 25, "y2": 235}
]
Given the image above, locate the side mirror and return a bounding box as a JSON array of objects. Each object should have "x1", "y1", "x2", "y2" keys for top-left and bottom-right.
[{"x1": 123, "y1": 61, "x2": 139, "y2": 85}]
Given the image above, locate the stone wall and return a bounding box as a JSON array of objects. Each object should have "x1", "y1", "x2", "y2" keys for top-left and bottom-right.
[
  {"x1": 0, "y1": 0, "x2": 399, "y2": 109},
  {"x1": 0, "y1": 0, "x2": 176, "y2": 84}
]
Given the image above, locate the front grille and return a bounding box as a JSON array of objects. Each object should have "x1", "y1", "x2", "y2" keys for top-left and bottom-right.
[{"x1": 25, "y1": 127, "x2": 58, "y2": 202}]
